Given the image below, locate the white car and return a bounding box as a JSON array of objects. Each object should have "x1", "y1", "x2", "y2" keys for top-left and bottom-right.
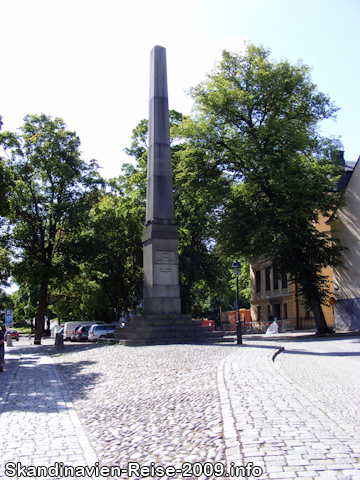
[{"x1": 88, "y1": 324, "x2": 117, "y2": 341}]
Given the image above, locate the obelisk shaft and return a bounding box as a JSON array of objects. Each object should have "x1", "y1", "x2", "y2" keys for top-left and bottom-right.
[
  {"x1": 146, "y1": 46, "x2": 175, "y2": 224},
  {"x1": 142, "y1": 46, "x2": 181, "y2": 315}
]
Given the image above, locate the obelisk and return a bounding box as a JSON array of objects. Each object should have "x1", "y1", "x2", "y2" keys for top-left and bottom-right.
[{"x1": 142, "y1": 46, "x2": 181, "y2": 315}]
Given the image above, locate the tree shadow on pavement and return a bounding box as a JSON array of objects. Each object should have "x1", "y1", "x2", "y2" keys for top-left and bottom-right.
[
  {"x1": 234, "y1": 343, "x2": 283, "y2": 351},
  {"x1": 45, "y1": 341, "x2": 118, "y2": 356},
  {"x1": 0, "y1": 344, "x2": 107, "y2": 414},
  {"x1": 281, "y1": 349, "x2": 360, "y2": 357}
]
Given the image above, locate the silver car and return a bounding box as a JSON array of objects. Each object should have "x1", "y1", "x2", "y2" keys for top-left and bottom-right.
[{"x1": 88, "y1": 324, "x2": 117, "y2": 341}]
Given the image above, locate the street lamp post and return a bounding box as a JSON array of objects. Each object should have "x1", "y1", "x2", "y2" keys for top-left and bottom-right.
[
  {"x1": 131, "y1": 292, "x2": 137, "y2": 316},
  {"x1": 231, "y1": 260, "x2": 242, "y2": 345}
]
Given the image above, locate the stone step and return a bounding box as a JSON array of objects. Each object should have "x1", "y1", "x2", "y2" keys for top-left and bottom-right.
[
  {"x1": 116, "y1": 324, "x2": 215, "y2": 335},
  {"x1": 124, "y1": 316, "x2": 202, "y2": 327},
  {"x1": 115, "y1": 326, "x2": 223, "y2": 337},
  {"x1": 114, "y1": 316, "x2": 224, "y2": 346},
  {"x1": 115, "y1": 331, "x2": 223, "y2": 341},
  {"x1": 119, "y1": 336, "x2": 225, "y2": 347}
]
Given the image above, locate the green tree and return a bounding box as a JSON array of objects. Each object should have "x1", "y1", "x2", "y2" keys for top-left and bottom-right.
[
  {"x1": 172, "y1": 144, "x2": 232, "y2": 315},
  {"x1": 182, "y1": 44, "x2": 345, "y2": 333},
  {"x1": 0, "y1": 118, "x2": 13, "y2": 290},
  {"x1": 10, "y1": 285, "x2": 38, "y2": 328},
  {"x1": 81, "y1": 193, "x2": 143, "y2": 322},
  {"x1": 0, "y1": 242, "x2": 11, "y2": 291},
  {"x1": 0, "y1": 114, "x2": 103, "y2": 343},
  {"x1": 48, "y1": 189, "x2": 144, "y2": 324}
]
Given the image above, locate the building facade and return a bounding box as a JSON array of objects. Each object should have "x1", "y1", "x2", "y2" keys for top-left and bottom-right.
[
  {"x1": 250, "y1": 262, "x2": 334, "y2": 329},
  {"x1": 330, "y1": 157, "x2": 360, "y2": 331},
  {"x1": 250, "y1": 211, "x2": 335, "y2": 329}
]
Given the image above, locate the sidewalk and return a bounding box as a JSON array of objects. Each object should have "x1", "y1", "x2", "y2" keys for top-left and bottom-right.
[{"x1": 0, "y1": 338, "x2": 98, "y2": 479}]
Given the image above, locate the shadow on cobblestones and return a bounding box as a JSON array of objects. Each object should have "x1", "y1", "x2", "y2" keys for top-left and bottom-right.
[
  {"x1": 1, "y1": 344, "x2": 102, "y2": 413},
  {"x1": 240, "y1": 343, "x2": 282, "y2": 350},
  {"x1": 49, "y1": 344, "x2": 235, "y2": 470},
  {"x1": 282, "y1": 348, "x2": 360, "y2": 357},
  {"x1": 45, "y1": 341, "x2": 113, "y2": 356},
  {"x1": 55, "y1": 360, "x2": 102, "y2": 401}
]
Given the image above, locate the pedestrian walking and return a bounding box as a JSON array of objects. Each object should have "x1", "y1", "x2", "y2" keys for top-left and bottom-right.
[{"x1": 0, "y1": 325, "x2": 5, "y2": 372}]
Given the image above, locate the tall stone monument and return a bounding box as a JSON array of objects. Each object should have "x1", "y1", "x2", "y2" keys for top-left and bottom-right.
[
  {"x1": 114, "y1": 46, "x2": 224, "y2": 345},
  {"x1": 142, "y1": 45, "x2": 181, "y2": 315}
]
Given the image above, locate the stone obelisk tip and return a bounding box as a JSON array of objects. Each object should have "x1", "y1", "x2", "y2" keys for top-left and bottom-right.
[{"x1": 150, "y1": 46, "x2": 168, "y2": 100}]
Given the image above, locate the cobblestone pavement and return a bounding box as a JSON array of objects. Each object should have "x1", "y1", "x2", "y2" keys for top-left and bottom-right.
[
  {"x1": 0, "y1": 334, "x2": 360, "y2": 480},
  {"x1": 50, "y1": 342, "x2": 237, "y2": 479},
  {"x1": 221, "y1": 335, "x2": 360, "y2": 480},
  {"x1": 275, "y1": 335, "x2": 360, "y2": 438}
]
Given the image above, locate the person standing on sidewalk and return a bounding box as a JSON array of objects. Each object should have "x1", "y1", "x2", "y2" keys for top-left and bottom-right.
[{"x1": 0, "y1": 325, "x2": 5, "y2": 372}]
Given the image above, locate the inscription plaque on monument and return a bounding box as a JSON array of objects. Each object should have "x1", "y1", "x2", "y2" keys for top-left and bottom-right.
[{"x1": 155, "y1": 251, "x2": 176, "y2": 264}]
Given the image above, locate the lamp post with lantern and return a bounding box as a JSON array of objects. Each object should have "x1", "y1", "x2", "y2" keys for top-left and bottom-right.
[{"x1": 231, "y1": 260, "x2": 242, "y2": 345}]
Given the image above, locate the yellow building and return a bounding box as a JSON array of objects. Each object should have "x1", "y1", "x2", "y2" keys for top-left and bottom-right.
[{"x1": 250, "y1": 213, "x2": 335, "y2": 329}]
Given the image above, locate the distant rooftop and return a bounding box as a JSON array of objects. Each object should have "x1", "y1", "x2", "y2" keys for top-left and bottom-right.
[
  {"x1": 345, "y1": 161, "x2": 356, "y2": 171},
  {"x1": 336, "y1": 156, "x2": 359, "y2": 191}
]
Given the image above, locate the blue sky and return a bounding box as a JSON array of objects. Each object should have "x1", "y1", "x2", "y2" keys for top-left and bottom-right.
[{"x1": 1, "y1": 0, "x2": 359, "y2": 179}]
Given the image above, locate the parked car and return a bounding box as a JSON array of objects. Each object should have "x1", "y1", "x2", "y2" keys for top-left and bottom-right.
[
  {"x1": 63, "y1": 321, "x2": 104, "y2": 341},
  {"x1": 88, "y1": 324, "x2": 117, "y2": 342},
  {"x1": 70, "y1": 325, "x2": 82, "y2": 342},
  {"x1": 74, "y1": 325, "x2": 91, "y2": 342},
  {"x1": 50, "y1": 324, "x2": 64, "y2": 338},
  {"x1": 5, "y1": 329, "x2": 19, "y2": 341}
]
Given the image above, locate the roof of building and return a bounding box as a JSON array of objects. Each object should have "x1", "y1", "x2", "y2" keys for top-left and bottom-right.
[{"x1": 336, "y1": 157, "x2": 359, "y2": 191}]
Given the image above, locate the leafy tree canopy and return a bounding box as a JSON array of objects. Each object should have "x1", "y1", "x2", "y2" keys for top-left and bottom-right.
[
  {"x1": 180, "y1": 44, "x2": 345, "y2": 332},
  {"x1": 0, "y1": 114, "x2": 104, "y2": 342}
]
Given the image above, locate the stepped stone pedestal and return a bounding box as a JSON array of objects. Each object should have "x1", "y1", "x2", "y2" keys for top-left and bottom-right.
[
  {"x1": 116, "y1": 45, "x2": 224, "y2": 346},
  {"x1": 115, "y1": 315, "x2": 225, "y2": 347}
]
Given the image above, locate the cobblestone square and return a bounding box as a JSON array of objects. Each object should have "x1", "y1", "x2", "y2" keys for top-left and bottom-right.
[{"x1": 0, "y1": 333, "x2": 359, "y2": 479}]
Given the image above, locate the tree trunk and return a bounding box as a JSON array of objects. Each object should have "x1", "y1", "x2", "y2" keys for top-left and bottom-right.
[
  {"x1": 34, "y1": 281, "x2": 48, "y2": 345},
  {"x1": 310, "y1": 297, "x2": 329, "y2": 334}
]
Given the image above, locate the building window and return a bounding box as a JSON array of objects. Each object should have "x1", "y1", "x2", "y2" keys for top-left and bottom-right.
[
  {"x1": 284, "y1": 303, "x2": 288, "y2": 319},
  {"x1": 255, "y1": 270, "x2": 261, "y2": 293},
  {"x1": 257, "y1": 306, "x2": 261, "y2": 322},
  {"x1": 273, "y1": 266, "x2": 279, "y2": 290},
  {"x1": 265, "y1": 267, "x2": 271, "y2": 291},
  {"x1": 282, "y1": 273, "x2": 288, "y2": 289},
  {"x1": 267, "y1": 304, "x2": 271, "y2": 319}
]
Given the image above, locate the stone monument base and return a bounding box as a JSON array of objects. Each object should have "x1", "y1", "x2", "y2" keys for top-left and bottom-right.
[{"x1": 114, "y1": 315, "x2": 224, "y2": 346}]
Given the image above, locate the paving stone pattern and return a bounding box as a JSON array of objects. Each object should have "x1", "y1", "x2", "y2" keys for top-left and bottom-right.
[
  {"x1": 223, "y1": 339, "x2": 360, "y2": 480},
  {"x1": 51, "y1": 343, "x2": 236, "y2": 479},
  {"x1": 0, "y1": 343, "x2": 98, "y2": 480},
  {"x1": 1, "y1": 336, "x2": 360, "y2": 480},
  {"x1": 275, "y1": 336, "x2": 360, "y2": 438}
]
